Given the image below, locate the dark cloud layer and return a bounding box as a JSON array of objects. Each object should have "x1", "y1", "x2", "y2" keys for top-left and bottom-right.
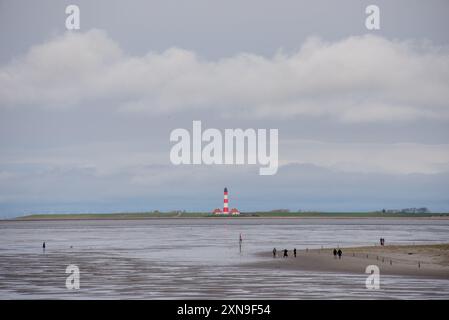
[{"x1": 1, "y1": 1, "x2": 448, "y2": 216}]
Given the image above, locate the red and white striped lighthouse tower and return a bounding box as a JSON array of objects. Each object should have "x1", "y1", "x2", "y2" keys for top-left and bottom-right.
[{"x1": 223, "y1": 187, "x2": 229, "y2": 214}]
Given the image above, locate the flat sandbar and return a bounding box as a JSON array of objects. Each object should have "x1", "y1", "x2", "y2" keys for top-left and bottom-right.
[{"x1": 245, "y1": 244, "x2": 449, "y2": 280}]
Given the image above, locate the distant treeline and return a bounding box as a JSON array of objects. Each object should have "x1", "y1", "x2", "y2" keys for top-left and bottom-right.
[{"x1": 381, "y1": 207, "x2": 430, "y2": 214}]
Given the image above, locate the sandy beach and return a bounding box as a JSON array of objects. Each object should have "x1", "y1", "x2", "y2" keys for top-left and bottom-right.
[{"x1": 246, "y1": 244, "x2": 449, "y2": 280}]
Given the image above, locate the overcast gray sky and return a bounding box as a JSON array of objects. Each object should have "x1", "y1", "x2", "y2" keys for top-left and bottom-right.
[{"x1": 1, "y1": 0, "x2": 449, "y2": 217}]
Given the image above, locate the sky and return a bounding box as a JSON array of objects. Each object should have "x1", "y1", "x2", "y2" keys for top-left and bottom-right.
[{"x1": 1, "y1": 0, "x2": 449, "y2": 217}]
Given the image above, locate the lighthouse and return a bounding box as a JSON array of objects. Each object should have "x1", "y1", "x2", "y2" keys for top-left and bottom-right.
[
  {"x1": 223, "y1": 187, "x2": 229, "y2": 214},
  {"x1": 212, "y1": 187, "x2": 239, "y2": 215}
]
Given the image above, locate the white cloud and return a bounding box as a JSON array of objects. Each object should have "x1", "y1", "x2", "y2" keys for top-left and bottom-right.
[
  {"x1": 1, "y1": 30, "x2": 449, "y2": 122},
  {"x1": 1, "y1": 137, "x2": 448, "y2": 176},
  {"x1": 281, "y1": 140, "x2": 449, "y2": 175}
]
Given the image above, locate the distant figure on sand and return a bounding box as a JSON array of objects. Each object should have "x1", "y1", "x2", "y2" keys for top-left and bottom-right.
[
  {"x1": 239, "y1": 233, "x2": 243, "y2": 243},
  {"x1": 333, "y1": 248, "x2": 337, "y2": 258},
  {"x1": 42, "y1": 242, "x2": 46, "y2": 251},
  {"x1": 283, "y1": 249, "x2": 288, "y2": 258},
  {"x1": 337, "y1": 249, "x2": 342, "y2": 259},
  {"x1": 273, "y1": 248, "x2": 277, "y2": 258},
  {"x1": 293, "y1": 248, "x2": 297, "y2": 258}
]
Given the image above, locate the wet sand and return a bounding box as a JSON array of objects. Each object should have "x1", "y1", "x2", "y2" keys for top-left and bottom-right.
[
  {"x1": 1, "y1": 245, "x2": 449, "y2": 298},
  {"x1": 246, "y1": 244, "x2": 449, "y2": 279},
  {"x1": 2, "y1": 219, "x2": 449, "y2": 298}
]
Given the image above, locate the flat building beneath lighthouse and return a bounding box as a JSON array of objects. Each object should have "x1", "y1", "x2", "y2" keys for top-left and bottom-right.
[{"x1": 230, "y1": 208, "x2": 240, "y2": 215}]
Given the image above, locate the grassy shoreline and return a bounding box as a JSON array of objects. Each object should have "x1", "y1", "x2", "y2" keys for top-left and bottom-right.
[{"x1": 7, "y1": 211, "x2": 449, "y2": 221}]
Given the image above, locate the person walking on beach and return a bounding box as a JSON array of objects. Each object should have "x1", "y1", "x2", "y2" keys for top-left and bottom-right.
[
  {"x1": 333, "y1": 248, "x2": 337, "y2": 258},
  {"x1": 293, "y1": 248, "x2": 297, "y2": 258},
  {"x1": 42, "y1": 241, "x2": 46, "y2": 252},
  {"x1": 283, "y1": 249, "x2": 288, "y2": 258},
  {"x1": 337, "y1": 249, "x2": 342, "y2": 259},
  {"x1": 273, "y1": 248, "x2": 277, "y2": 258}
]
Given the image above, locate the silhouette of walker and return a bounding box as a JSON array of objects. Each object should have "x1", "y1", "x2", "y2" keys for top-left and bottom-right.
[
  {"x1": 293, "y1": 248, "x2": 297, "y2": 258},
  {"x1": 273, "y1": 248, "x2": 277, "y2": 258},
  {"x1": 283, "y1": 249, "x2": 288, "y2": 258},
  {"x1": 333, "y1": 248, "x2": 337, "y2": 258},
  {"x1": 337, "y1": 249, "x2": 342, "y2": 259}
]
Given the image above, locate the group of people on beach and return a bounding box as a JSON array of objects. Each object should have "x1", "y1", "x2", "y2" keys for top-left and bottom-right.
[
  {"x1": 272, "y1": 247, "x2": 344, "y2": 259},
  {"x1": 333, "y1": 248, "x2": 342, "y2": 259},
  {"x1": 272, "y1": 247, "x2": 297, "y2": 258}
]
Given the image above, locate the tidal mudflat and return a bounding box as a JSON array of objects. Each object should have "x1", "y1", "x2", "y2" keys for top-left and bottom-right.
[{"x1": 1, "y1": 218, "x2": 449, "y2": 299}]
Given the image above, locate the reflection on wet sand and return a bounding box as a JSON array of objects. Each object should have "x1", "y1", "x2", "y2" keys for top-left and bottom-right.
[{"x1": 1, "y1": 218, "x2": 449, "y2": 299}]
